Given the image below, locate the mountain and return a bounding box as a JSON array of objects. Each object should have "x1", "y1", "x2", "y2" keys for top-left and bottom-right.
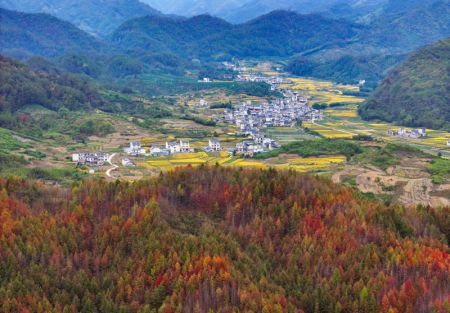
[
  {"x1": 0, "y1": 0, "x2": 162, "y2": 36},
  {"x1": 363, "y1": 0, "x2": 450, "y2": 51},
  {"x1": 0, "y1": 8, "x2": 106, "y2": 59},
  {"x1": 0, "y1": 55, "x2": 104, "y2": 117},
  {"x1": 112, "y1": 14, "x2": 233, "y2": 56},
  {"x1": 143, "y1": 0, "x2": 387, "y2": 23},
  {"x1": 112, "y1": 10, "x2": 360, "y2": 59},
  {"x1": 286, "y1": 54, "x2": 404, "y2": 87},
  {"x1": 0, "y1": 166, "x2": 449, "y2": 312},
  {"x1": 359, "y1": 38, "x2": 450, "y2": 130}
]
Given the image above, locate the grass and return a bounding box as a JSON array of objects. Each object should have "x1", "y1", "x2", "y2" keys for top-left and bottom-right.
[
  {"x1": 0, "y1": 128, "x2": 29, "y2": 150},
  {"x1": 254, "y1": 139, "x2": 363, "y2": 159},
  {"x1": 427, "y1": 158, "x2": 450, "y2": 184}
]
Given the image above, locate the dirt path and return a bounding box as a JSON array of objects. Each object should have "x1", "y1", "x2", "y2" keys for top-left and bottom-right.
[{"x1": 106, "y1": 153, "x2": 118, "y2": 178}]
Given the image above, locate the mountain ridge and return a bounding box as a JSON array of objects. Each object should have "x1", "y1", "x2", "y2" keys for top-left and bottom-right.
[
  {"x1": 0, "y1": 0, "x2": 162, "y2": 36},
  {"x1": 359, "y1": 38, "x2": 450, "y2": 130}
]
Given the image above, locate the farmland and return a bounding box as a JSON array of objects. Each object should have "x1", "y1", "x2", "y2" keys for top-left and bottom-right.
[{"x1": 142, "y1": 151, "x2": 346, "y2": 173}]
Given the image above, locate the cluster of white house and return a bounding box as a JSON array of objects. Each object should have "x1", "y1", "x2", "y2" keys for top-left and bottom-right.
[
  {"x1": 122, "y1": 140, "x2": 223, "y2": 157},
  {"x1": 388, "y1": 128, "x2": 427, "y2": 139},
  {"x1": 222, "y1": 94, "x2": 322, "y2": 134},
  {"x1": 72, "y1": 152, "x2": 110, "y2": 166}
]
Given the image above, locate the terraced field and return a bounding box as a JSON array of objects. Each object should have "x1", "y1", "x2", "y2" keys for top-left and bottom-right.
[
  {"x1": 280, "y1": 77, "x2": 364, "y2": 105},
  {"x1": 143, "y1": 152, "x2": 346, "y2": 173}
]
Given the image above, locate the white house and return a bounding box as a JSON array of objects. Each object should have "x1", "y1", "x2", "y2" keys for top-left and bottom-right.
[
  {"x1": 208, "y1": 139, "x2": 221, "y2": 151},
  {"x1": 124, "y1": 141, "x2": 146, "y2": 156},
  {"x1": 72, "y1": 152, "x2": 109, "y2": 166},
  {"x1": 122, "y1": 158, "x2": 135, "y2": 167},
  {"x1": 166, "y1": 140, "x2": 193, "y2": 154},
  {"x1": 150, "y1": 146, "x2": 170, "y2": 157}
]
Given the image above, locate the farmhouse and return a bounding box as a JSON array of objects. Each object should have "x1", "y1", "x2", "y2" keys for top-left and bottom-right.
[
  {"x1": 122, "y1": 158, "x2": 135, "y2": 167},
  {"x1": 150, "y1": 146, "x2": 170, "y2": 157},
  {"x1": 124, "y1": 141, "x2": 146, "y2": 156},
  {"x1": 205, "y1": 139, "x2": 221, "y2": 152},
  {"x1": 388, "y1": 128, "x2": 427, "y2": 139},
  {"x1": 72, "y1": 152, "x2": 109, "y2": 166},
  {"x1": 165, "y1": 140, "x2": 193, "y2": 154}
]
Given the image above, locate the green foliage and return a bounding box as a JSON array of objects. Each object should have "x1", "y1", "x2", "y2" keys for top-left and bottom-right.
[
  {"x1": 0, "y1": 0, "x2": 161, "y2": 37},
  {"x1": 359, "y1": 38, "x2": 450, "y2": 130},
  {"x1": 79, "y1": 120, "x2": 114, "y2": 137},
  {"x1": 210, "y1": 102, "x2": 233, "y2": 109},
  {"x1": 0, "y1": 128, "x2": 28, "y2": 150},
  {"x1": 181, "y1": 115, "x2": 216, "y2": 127},
  {"x1": 0, "y1": 8, "x2": 105, "y2": 59},
  {"x1": 254, "y1": 139, "x2": 363, "y2": 159},
  {"x1": 111, "y1": 11, "x2": 360, "y2": 59},
  {"x1": 0, "y1": 55, "x2": 104, "y2": 114},
  {"x1": 358, "y1": 143, "x2": 425, "y2": 170},
  {"x1": 427, "y1": 158, "x2": 450, "y2": 184},
  {"x1": 352, "y1": 134, "x2": 374, "y2": 141},
  {"x1": 286, "y1": 54, "x2": 403, "y2": 86}
]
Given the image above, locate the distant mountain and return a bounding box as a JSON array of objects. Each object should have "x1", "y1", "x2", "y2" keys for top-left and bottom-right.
[
  {"x1": 112, "y1": 10, "x2": 360, "y2": 59},
  {"x1": 0, "y1": 0, "x2": 162, "y2": 36},
  {"x1": 143, "y1": 0, "x2": 387, "y2": 23},
  {"x1": 0, "y1": 55, "x2": 104, "y2": 115},
  {"x1": 112, "y1": 14, "x2": 233, "y2": 56},
  {"x1": 359, "y1": 38, "x2": 450, "y2": 130},
  {"x1": 0, "y1": 8, "x2": 106, "y2": 59},
  {"x1": 363, "y1": 0, "x2": 450, "y2": 50}
]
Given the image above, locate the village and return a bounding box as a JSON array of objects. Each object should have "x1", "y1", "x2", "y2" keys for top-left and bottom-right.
[{"x1": 69, "y1": 61, "x2": 450, "y2": 176}]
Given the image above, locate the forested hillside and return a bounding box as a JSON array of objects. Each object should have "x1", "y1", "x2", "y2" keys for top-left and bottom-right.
[
  {"x1": 0, "y1": 0, "x2": 162, "y2": 36},
  {"x1": 286, "y1": 54, "x2": 403, "y2": 86},
  {"x1": 0, "y1": 166, "x2": 449, "y2": 313},
  {"x1": 0, "y1": 8, "x2": 106, "y2": 59},
  {"x1": 112, "y1": 10, "x2": 360, "y2": 59},
  {"x1": 0, "y1": 55, "x2": 103, "y2": 115},
  {"x1": 359, "y1": 38, "x2": 450, "y2": 130}
]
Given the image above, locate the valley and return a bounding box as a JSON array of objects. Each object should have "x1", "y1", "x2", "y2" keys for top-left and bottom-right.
[
  {"x1": 2, "y1": 60, "x2": 449, "y2": 207},
  {"x1": 0, "y1": 1, "x2": 449, "y2": 312}
]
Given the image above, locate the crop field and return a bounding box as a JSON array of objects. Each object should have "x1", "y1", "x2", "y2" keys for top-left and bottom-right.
[
  {"x1": 143, "y1": 151, "x2": 233, "y2": 171},
  {"x1": 279, "y1": 77, "x2": 364, "y2": 105},
  {"x1": 309, "y1": 104, "x2": 450, "y2": 155},
  {"x1": 142, "y1": 151, "x2": 346, "y2": 173}
]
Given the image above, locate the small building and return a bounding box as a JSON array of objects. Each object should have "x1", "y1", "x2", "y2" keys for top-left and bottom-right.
[
  {"x1": 262, "y1": 138, "x2": 279, "y2": 150},
  {"x1": 124, "y1": 141, "x2": 146, "y2": 156},
  {"x1": 208, "y1": 139, "x2": 221, "y2": 151},
  {"x1": 72, "y1": 152, "x2": 109, "y2": 166},
  {"x1": 122, "y1": 158, "x2": 135, "y2": 167},
  {"x1": 165, "y1": 140, "x2": 193, "y2": 154},
  {"x1": 150, "y1": 146, "x2": 170, "y2": 157}
]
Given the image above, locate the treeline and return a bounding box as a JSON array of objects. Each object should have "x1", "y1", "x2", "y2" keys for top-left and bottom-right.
[
  {"x1": 0, "y1": 166, "x2": 448, "y2": 313},
  {"x1": 286, "y1": 54, "x2": 403, "y2": 87},
  {"x1": 0, "y1": 55, "x2": 103, "y2": 114},
  {"x1": 254, "y1": 139, "x2": 363, "y2": 159}
]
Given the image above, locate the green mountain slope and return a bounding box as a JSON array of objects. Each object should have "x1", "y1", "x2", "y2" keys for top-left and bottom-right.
[
  {"x1": 359, "y1": 38, "x2": 450, "y2": 130},
  {"x1": 0, "y1": 55, "x2": 104, "y2": 115},
  {"x1": 112, "y1": 10, "x2": 360, "y2": 59},
  {"x1": 112, "y1": 14, "x2": 233, "y2": 57},
  {"x1": 286, "y1": 54, "x2": 404, "y2": 87},
  {"x1": 0, "y1": 0, "x2": 162, "y2": 36},
  {"x1": 0, "y1": 8, "x2": 106, "y2": 59},
  {"x1": 364, "y1": 0, "x2": 450, "y2": 51}
]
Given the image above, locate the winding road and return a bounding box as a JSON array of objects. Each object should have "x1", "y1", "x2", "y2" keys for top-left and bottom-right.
[{"x1": 106, "y1": 153, "x2": 118, "y2": 178}]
